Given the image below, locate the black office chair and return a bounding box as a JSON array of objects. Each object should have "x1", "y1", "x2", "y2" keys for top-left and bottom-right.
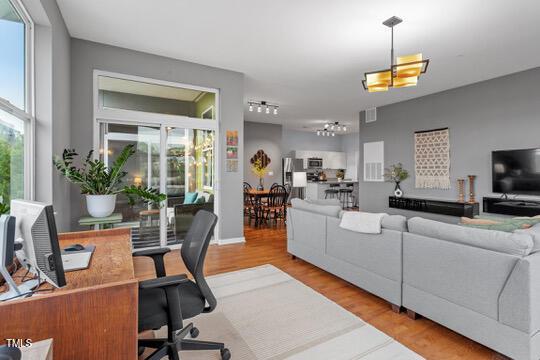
[{"x1": 134, "y1": 210, "x2": 230, "y2": 360}]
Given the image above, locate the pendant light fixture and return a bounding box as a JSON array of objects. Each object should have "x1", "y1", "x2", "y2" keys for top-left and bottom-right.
[{"x1": 362, "y1": 16, "x2": 429, "y2": 93}]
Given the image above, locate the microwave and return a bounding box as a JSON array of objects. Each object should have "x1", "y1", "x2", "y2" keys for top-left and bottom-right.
[{"x1": 307, "y1": 158, "x2": 323, "y2": 169}]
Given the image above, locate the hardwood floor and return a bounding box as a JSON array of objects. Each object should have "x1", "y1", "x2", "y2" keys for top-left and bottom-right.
[{"x1": 134, "y1": 223, "x2": 501, "y2": 360}]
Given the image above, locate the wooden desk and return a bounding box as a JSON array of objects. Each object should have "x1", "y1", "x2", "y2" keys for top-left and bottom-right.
[{"x1": 0, "y1": 228, "x2": 138, "y2": 360}]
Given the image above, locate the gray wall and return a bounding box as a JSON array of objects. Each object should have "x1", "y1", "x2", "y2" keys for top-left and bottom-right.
[
  {"x1": 282, "y1": 129, "x2": 343, "y2": 156},
  {"x1": 31, "y1": 0, "x2": 71, "y2": 231},
  {"x1": 244, "y1": 121, "x2": 282, "y2": 187},
  {"x1": 359, "y1": 67, "x2": 540, "y2": 222},
  {"x1": 70, "y1": 39, "x2": 244, "y2": 241}
]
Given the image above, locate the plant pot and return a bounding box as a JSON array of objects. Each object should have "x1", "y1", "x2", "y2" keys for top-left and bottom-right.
[{"x1": 86, "y1": 194, "x2": 117, "y2": 218}]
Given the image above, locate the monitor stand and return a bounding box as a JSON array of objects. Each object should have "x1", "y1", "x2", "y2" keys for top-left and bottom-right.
[{"x1": 0, "y1": 265, "x2": 42, "y2": 301}]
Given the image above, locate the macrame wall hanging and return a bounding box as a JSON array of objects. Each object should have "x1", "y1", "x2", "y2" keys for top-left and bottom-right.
[{"x1": 414, "y1": 127, "x2": 450, "y2": 189}]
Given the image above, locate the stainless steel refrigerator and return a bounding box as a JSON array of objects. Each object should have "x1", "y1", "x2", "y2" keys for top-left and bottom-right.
[{"x1": 282, "y1": 158, "x2": 304, "y2": 200}]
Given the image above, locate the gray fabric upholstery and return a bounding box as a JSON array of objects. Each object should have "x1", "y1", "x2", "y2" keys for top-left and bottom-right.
[
  {"x1": 403, "y1": 232, "x2": 520, "y2": 320},
  {"x1": 381, "y1": 215, "x2": 408, "y2": 232},
  {"x1": 515, "y1": 223, "x2": 540, "y2": 253},
  {"x1": 290, "y1": 198, "x2": 341, "y2": 218},
  {"x1": 327, "y1": 217, "x2": 402, "y2": 282},
  {"x1": 408, "y1": 217, "x2": 533, "y2": 256},
  {"x1": 287, "y1": 206, "x2": 404, "y2": 306},
  {"x1": 499, "y1": 251, "x2": 540, "y2": 334},
  {"x1": 306, "y1": 198, "x2": 341, "y2": 206},
  {"x1": 288, "y1": 208, "x2": 327, "y2": 253}
]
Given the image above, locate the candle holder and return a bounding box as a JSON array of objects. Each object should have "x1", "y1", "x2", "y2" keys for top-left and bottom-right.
[
  {"x1": 468, "y1": 175, "x2": 477, "y2": 203},
  {"x1": 457, "y1": 179, "x2": 465, "y2": 203}
]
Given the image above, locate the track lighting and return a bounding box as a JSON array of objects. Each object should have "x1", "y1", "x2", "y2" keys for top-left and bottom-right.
[{"x1": 247, "y1": 100, "x2": 279, "y2": 116}]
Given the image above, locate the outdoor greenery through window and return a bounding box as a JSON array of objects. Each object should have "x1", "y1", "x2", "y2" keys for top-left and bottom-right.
[{"x1": 0, "y1": 0, "x2": 32, "y2": 206}]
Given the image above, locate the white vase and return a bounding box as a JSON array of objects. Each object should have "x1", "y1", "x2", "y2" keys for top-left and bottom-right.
[{"x1": 86, "y1": 194, "x2": 117, "y2": 218}]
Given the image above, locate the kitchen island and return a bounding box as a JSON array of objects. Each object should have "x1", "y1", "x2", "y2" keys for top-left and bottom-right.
[{"x1": 305, "y1": 179, "x2": 358, "y2": 206}]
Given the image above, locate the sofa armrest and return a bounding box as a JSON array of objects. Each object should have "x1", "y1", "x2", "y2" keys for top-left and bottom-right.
[{"x1": 499, "y1": 251, "x2": 540, "y2": 334}]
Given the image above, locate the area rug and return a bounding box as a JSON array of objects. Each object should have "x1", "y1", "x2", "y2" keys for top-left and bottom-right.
[
  {"x1": 157, "y1": 265, "x2": 423, "y2": 359},
  {"x1": 414, "y1": 127, "x2": 450, "y2": 189}
]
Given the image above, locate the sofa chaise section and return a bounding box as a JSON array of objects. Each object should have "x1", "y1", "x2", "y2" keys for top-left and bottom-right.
[{"x1": 403, "y1": 217, "x2": 539, "y2": 360}]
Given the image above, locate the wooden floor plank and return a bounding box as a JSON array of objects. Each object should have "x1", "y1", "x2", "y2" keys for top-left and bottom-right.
[{"x1": 134, "y1": 222, "x2": 498, "y2": 360}]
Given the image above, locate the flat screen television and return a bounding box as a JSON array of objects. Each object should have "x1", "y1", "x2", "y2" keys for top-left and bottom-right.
[{"x1": 492, "y1": 148, "x2": 540, "y2": 195}]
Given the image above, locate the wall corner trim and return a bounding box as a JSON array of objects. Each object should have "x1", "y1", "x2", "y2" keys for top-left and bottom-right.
[{"x1": 217, "y1": 237, "x2": 246, "y2": 245}]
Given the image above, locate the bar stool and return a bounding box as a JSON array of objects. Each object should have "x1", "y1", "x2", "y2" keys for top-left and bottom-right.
[
  {"x1": 339, "y1": 184, "x2": 355, "y2": 209},
  {"x1": 325, "y1": 184, "x2": 340, "y2": 199}
]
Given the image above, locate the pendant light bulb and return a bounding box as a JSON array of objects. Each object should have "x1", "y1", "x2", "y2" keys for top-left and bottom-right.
[
  {"x1": 257, "y1": 105, "x2": 262, "y2": 113},
  {"x1": 265, "y1": 106, "x2": 270, "y2": 114},
  {"x1": 273, "y1": 107, "x2": 278, "y2": 115},
  {"x1": 332, "y1": 132, "x2": 335, "y2": 137},
  {"x1": 249, "y1": 103, "x2": 253, "y2": 112},
  {"x1": 343, "y1": 125, "x2": 347, "y2": 131},
  {"x1": 324, "y1": 123, "x2": 329, "y2": 129}
]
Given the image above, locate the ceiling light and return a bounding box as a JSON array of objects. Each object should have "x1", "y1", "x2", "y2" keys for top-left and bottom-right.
[
  {"x1": 343, "y1": 125, "x2": 347, "y2": 131},
  {"x1": 324, "y1": 123, "x2": 329, "y2": 128},
  {"x1": 330, "y1": 124, "x2": 335, "y2": 130},
  {"x1": 317, "y1": 130, "x2": 320, "y2": 136},
  {"x1": 337, "y1": 125, "x2": 341, "y2": 131},
  {"x1": 332, "y1": 132, "x2": 335, "y2": 137},
  {"x1": 247, "y1": 100, "x2": 279, "y2": 115},
  {"x1": 362, "y1": 16, "x2": 429, "y2": 92}
]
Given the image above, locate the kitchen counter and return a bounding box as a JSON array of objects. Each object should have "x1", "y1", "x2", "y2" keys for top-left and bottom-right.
[{"x1": 305, "y1": 180, "x2": 358, "y2": 202}]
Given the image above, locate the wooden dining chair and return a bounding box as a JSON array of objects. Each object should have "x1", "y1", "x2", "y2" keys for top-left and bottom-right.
[
  {"x1": 261, "y1": 185, "x2": 288, "y2": 225},
  {"x1": 243, "y1": 187, "x2": 257, "y2": 225}
]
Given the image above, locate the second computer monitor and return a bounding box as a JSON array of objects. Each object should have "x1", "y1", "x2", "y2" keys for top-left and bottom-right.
[{"x1": 11, "y1": 200, "x2": 66, "y2": 288}]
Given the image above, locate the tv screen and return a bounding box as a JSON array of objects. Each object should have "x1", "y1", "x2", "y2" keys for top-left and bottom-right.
[{"x1": 492, "y1": 149, "x2": 540, "y2": 195}]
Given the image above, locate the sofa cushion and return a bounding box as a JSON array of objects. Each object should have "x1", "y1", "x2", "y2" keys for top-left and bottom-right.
[
  {"x1": 290, "y1": 198, "x2": 341, "y2": 218},
  {"x1": 382, "y1": 215, "x2": 408, "y2": 232},
  {"x1": 306, "y1": 198, "x2": 341, "y2": 206},
  {"x1": 408, "y1": 217, "x2": 533, "y2": 257},
  {"x1": 515, "y1": 223, "x2": 540, "y2": 253}
]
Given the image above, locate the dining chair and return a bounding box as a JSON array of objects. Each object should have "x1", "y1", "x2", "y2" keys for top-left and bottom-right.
[{"x1": 261, "y1": 185, "x2": 288, "y2": 225}]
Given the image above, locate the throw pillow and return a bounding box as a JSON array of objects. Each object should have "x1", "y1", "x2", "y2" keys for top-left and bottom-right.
[
  {"x1": 183, "y1": 192, "x2": 198, "y2": 204},
  {"x1": 515, "y1": 223, "x2": 540, "y2": 253},
  {"x1": 195, "y1": 196, "x2": 206, "y2": 204}
]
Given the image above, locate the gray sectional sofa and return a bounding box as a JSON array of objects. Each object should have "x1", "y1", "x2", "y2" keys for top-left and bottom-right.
[{"x1": 287, "y1": 200, "x2": 540, "y2": 360}]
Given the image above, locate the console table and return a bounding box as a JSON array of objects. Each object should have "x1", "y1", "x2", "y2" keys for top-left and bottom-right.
[
  {"x1": 389, "y1": 196, "x2": 479, "y2": 217},
  {"x1": 483, "y1": 197, "x2": 540, "y2": 216}
]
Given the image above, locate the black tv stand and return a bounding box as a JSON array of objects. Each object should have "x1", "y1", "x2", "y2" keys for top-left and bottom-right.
[{"x1": 483, "y1": 197, "x2": 540, "y2": 216}]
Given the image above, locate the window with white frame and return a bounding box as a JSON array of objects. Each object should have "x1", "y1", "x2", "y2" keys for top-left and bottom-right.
[{"x1": 0, "y1": 0, "x2": 33, "y2": 206}]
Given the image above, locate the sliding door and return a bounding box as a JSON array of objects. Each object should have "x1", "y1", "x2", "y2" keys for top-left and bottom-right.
[{"x1": 94, "y1": 71, "x2": 219, "y2": 249}]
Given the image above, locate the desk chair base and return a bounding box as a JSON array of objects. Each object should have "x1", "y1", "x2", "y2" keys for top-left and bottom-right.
[{"x1": 139, "y1": 323, "x2": 231, "y2": 360}]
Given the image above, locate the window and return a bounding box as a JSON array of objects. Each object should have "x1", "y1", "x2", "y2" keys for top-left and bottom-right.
[{"x1": 0, "y1": 0, "x2": 33, "y2": 205}]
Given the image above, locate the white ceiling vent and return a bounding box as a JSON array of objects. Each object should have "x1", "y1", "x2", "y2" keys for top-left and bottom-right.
[{"x1": 365, "y1": 108, "x2": 377, "y2": 123}]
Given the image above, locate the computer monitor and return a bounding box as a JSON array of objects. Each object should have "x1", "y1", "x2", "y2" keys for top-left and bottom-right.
[{"x1": 10, "y1": 200, "x2": 66, "y2": 289}]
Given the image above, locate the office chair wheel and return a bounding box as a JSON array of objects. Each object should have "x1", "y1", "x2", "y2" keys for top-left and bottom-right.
[
  {"x1": 220, "y1": 348, "x2": 231, "y2": 360},
  {"x1": 190, "y1": 327, "x2": 200, "y2": 338}
]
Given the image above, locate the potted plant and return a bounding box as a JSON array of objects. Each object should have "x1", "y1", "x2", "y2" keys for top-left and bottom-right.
[
  {"x1": 384, "y1": 163, "x2": 409, "y2": 198},
  {"x1": 53, "y1": 144, "x2": 166, "y2": 218},
  {"x1": 251, "y1": 158, "x2": 268, "y2": 190}
]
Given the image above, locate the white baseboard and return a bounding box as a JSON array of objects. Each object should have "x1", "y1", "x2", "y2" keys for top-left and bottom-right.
[{"x1": 216, "y1": 237, "x2": 246, "y2": 245}]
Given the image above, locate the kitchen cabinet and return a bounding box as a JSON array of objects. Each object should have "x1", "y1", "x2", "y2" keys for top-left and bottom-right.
[{"x1": 294, "y1": 150, "x2": 346, "y2": 169}]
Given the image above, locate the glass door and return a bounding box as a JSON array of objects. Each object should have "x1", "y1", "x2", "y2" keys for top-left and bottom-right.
[
  {"x1": 98, "y1": 122, "x2": 163, "y2": 249},
  {"x1": 166, "y1": 127, "x2": 215, "y2": 245}
]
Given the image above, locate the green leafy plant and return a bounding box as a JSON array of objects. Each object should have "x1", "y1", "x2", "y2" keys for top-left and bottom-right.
[
  {"x1": 53, "y1": 144, "x2": 166, "y2": 206},
  {"x1": 0, "y1": 201, "x2": 9, "y2": 215},
  {"x1": 384, "y1": 163, "x2": 409, "y2": 183}
]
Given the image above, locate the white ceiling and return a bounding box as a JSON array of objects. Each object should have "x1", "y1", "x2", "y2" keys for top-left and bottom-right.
[{"x1": 57, "y1": 0, "x2": 540, "y2": 133}]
